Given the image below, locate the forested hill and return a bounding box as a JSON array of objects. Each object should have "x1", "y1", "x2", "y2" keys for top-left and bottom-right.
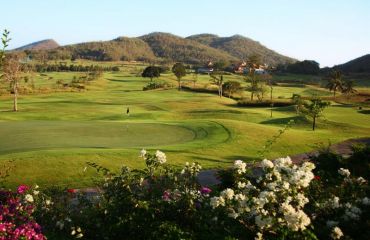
[
  {"x1": 14, "y1": 32, "x2": 297, "y2": 66},
  {"x1": 334, "y1": 54, "x2": 370, "y2": 73},
  {"x1": 14, "y1": 39, "x2": 59, "y2": 51},
  {"x1": 139, "y1": 32, "x2": 237, "y2": 64},
  {"x1": 187, "y1": 34, "x2": 296, "y2": 66}
]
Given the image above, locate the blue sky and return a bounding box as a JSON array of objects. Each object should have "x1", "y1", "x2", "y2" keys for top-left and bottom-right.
[{"x1": 1, "y1": 0, "x2": 369, "y2": 67}]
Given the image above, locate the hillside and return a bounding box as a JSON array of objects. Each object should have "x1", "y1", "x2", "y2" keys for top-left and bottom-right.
[
  {"x1": 334, "y1": 54, "x2": 370, "y2": 73},
  {"x1": 14, "y1": 39, "x2": 60, "y2": 51},
  {"x1": 55, "y1": 37, "x2": 156, "y2": 61},
  {"x1": 139, "y1": 32, "x2": 237, "y2": 64},
  {"x1": 17, "y1": 33, "x2": 297, "y2": 65},
  {"x1": 187, "y1": 34, "x2": 296, "y2": 66}
]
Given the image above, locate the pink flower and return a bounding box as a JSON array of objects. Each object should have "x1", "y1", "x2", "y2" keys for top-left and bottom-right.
[
  {"x1": 162, "y1": 190, "x2": 171, "y2": 201},
  {"x1": 200, "y1": 187, "x2": 212, "y2": 195},
  {"x1": 17, "y1": 185, "x2": 29, "y2": 194}
]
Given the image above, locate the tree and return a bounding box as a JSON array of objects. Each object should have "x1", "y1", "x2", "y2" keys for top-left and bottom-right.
[
  {"x1": 245, "y1": 55, "x2": 262, "y2": 101},
  {"x1": 223, "y1": 81, "x2": 242, "y2": 98},
  {"x1": 142, "y1": 66, "x2": 160, "y2": 82},
  {"x1": 172, "y1": 63, "x2": 186, "y2": 90},
  {"x1": 22, "y1": 64, "x2": 36, "y2": 90},
  {"x1": 268, "y1": 79, "x2": 274, "y2": 117},
  {"x1": 292, "y1": 94, "x2": 304, "y2": 115},
  {"x1": 256, "y1": 82, "x2": 267, "y2": 101},
  {"x1": 192, "y1": 72, "x2": 198, "y2": 88},
  {"x1": 213, "y1": 60, "x2": 228, "y2": 71},
  {"x1": 256, "y1": 74, "x2": 272, "y2": 101},
  {"x1": 247, "y1": 54, "x2": 262, "y2": 72},
  {"x1": 0, "y1": 30, "x2": 11, "y2": 78},
  {"x1": 342, "y1": 79, "x2": 357, "y2": 99},
  {"x1": 210, "y1": 71, "x2": 225, "y2": 98},
  {"x1": 3, "y1": 56, "x2": 22, "y2": 112},
  {"x1": 286, "y1": 60, "x2": 320, "y2": 75},
  {"x1": 326, "y1": 70, "x2": 343, "y2": 99},
  {"x1": 302, "y1": 98, "x2": 330, "y2": 131},
  {"x1": 245, "y1": 80, "x2": 258, "y2": 101}
]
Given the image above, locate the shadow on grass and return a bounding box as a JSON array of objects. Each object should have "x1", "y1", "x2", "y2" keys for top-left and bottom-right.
[
  {"x1": 260, "y1": 116, "x2": 309, "y2": 125},
  {"x1": 273, "y1": 105, "x2": 296, "y2": 112},
  {"x1": 107, "y1": 79, "x2": 131, "y2": 83},
  {"x1": 191, "y1": 155, "x2": 230, "y2": 164},
  {"x1": 187, "y1": 109, "x2": 244, "y2": 114},
  {"x1": 0, "y1": 109, "x2": 15, "y2": 112},
  {"x1": 359, "y1": 110, "x2": 370, "y2": 114},
  {"x1": 224, "y1": 155, "x2": 256, "y2": 162}
]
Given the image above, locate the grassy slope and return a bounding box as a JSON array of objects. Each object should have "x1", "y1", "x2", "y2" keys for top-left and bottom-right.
[{"x1": 0, "y1": 70, "x2": 369, "y2": 188}]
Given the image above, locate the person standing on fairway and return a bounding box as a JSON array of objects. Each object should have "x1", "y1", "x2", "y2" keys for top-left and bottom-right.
[{"x1": 125, "y1": 107, "x2": 130, "y2": 131}]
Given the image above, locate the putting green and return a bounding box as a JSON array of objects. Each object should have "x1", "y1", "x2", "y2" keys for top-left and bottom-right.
[{"x1": 0, "y1": 121, "x2": 198, "y2": 153}]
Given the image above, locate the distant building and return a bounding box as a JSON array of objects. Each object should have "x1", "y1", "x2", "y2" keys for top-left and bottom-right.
[
  {"x1": 255, "y1": 68, "x2": 268, "y2": 75},
  {"x1": 243, "y1": 67, "x2": 268, "y2": 75},
  {"x1": 233, "y1": 61, "x2": 248, "y2": 73},
  {"x1": 197, "y1": 67, "x2": 214, "y2": 74}
]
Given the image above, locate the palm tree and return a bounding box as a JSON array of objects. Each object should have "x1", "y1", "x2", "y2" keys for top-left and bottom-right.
[
  {"x1": 342, "y1": 79, "x2": 357, "y2": 99},
  {"x1": 326, "y1": 70, "x2": 343, "y2": 99}
]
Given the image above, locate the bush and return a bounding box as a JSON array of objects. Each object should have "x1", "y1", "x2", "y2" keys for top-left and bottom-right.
[
  {"x1": 237, "y1": 99, "x2": 294, "y2": 107},
  {"x1": 111, "y1": 66, "x2": 120, "y2": 71},
  {"x1": 143, "y1": 82, "x2": 168, "y2": 91},
  {"x1": 2, "y1": 147, "x2": 369, "y2": 239},
  {"x1": 307, "y1": 147, "x2": 370, "y2": 240},
  {"x1": 0, "y1": 185, "x2": 47, "y2": 239}
]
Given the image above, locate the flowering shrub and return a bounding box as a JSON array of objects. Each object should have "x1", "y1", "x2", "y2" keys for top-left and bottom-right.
[
  {"x1": 210, "y1": 157, "x2": 316, "y2": 239},
  {"x1": 34, "y1": 150, "x2": 216, "y2": 239},
  {"x1": 1, "y1": 146, "x2": 369, "y2": 239},
  {"x1": 0, "y1": 185, "x2": 46, "y2": 240},
  {"x1": 307, "y1": 146, "x2": 370, "y2": 240}
]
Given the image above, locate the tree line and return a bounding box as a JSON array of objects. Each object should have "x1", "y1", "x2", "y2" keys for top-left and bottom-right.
[{"x1": 33, "y1": 63, "x2": 120, "y2": 73}]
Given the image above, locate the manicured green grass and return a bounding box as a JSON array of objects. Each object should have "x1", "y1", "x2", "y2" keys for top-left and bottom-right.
[{"x1": 0, "y1": 69, "x2": 369, "y2": 188}]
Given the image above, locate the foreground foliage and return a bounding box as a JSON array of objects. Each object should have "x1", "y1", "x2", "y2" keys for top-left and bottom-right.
[{"x1": 1, "y1": 145, "x2": 369, "y2": 239}]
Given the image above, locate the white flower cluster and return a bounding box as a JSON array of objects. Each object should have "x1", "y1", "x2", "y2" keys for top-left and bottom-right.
[
  {"x1": 361, "y1": 197, "x2": 370, "y2": 205},
  {"x1": 139, "y1": 149, "x2": 166, "y2": 164},
  {"x1": 320, "y1": 195, "x2": 342, "y2": 210},
  {"x1": 280, "y1": 202, "x2": 311, "y2": 231},
  {"x1": 330, "y1": 226, "x2": 343, "y2": 239},
  {"x1": 155, "y1": 150, "x2": 167, "y2": 164},
  {"x1": 338, "y1": 168, "x2": 350, "y2": 178},
  {"x1": 261, "y1": 159, "x2": 274, "y2": 169},
  {"x1": 343, "y1": 203, "x2": 362, "y2": 221},
  {"x1": 71, "y1": 226, "x2": 83, "y2": 238},
  {"x1": 139, "y1": 149, "x2": 147, "y2": 158},
  {"x1": 25, "y1": 194, "x2": 34, "y2": 203},
  {"x1": 180, "y1": 162, "x2": 202, "y2": 176},
  {"x1": 211, "y1": 157, "x2": 315, "y2": 234},
  {"x1": 234, "y1": 160, "x2": 246, "y2": 174}
]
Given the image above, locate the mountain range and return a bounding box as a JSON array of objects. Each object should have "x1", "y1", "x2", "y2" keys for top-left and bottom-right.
[
  {"x1": 13, "y1": 33, "x2": 369, "y2": 72},
  {"x1": 14, "y1": 32, "x2": 296, "y2": 66}
]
